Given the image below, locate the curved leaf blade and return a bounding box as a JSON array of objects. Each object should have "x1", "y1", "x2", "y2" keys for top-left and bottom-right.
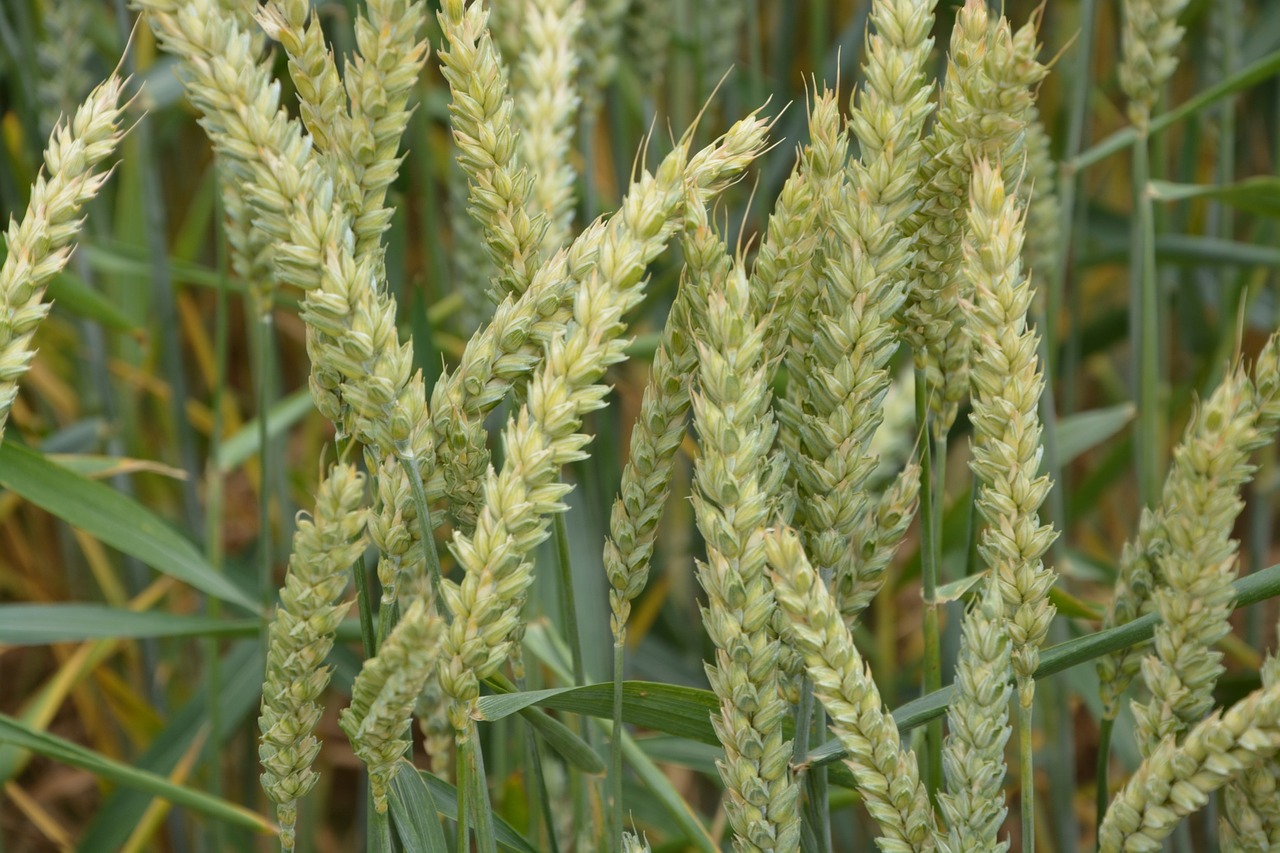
[{"x1": 0, "y1": 443, "x2": 258, "y2": 611}]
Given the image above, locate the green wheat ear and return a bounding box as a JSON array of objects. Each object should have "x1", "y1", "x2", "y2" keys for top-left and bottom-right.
[
  {"x1": 0, "y1": 74, "x2": 128, "y2": 443},
  {"x1": 259, "y1": 463, "x2": 367, "y2": 850}
]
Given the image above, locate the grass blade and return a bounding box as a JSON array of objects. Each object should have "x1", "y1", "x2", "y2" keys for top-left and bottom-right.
[
  {"x1": 0, "y1": 604, "x2": 258, "y2": 644},
  {"x1": 0, "y1": 442, "x2": 259, "y2": 611}
]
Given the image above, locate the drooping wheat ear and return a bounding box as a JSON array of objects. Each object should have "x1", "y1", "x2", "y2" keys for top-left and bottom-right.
[
  {"x1": 0, "y1": 75, "x2": 127, "y2": 443},
  {"x1": 438, "y1": 0, "x2": 547, "y2": 300},
  {"x1": 1119, "y1": 0, "x2": 1192, "y2": 131},
  {"x1": 904, "y1": 1, "x2": 1046, "y2": 437},
  {"x1": 938, "y1": 578, "x2": 1013, "y2": 853},
  {"x1": 1098, "y1": 335, "x2": 1280, "y2": 723},
  {"x1": 577, "y1": 0, "x2": 627, "y2": 113},
  {"x1": 437, "y1": 117, "x2": 771, "y2": 722},
  {"x1": 258, "y1": 464, "x2": 367, "y2": 851},
  {"x1": 836, "y1": 462, "x2": 920, "y2": 627},
  {"x1": 1098, "y1": 680, "x2": 1280, "y2": 853},
  {"x1": 765, "y1": 527, "x2": 937, "y2": 852},
  {"x1": 690, "y1": 245, "x2": 800, "y2": 853},
  {"x1": 963, "y1": 160, "x2": 1058, "y2": 706},
  {"x1": 1132, "y1": 366, "x2": 1270, "y2": 754},
  {"x1": 1221, "y1": 643, "x2": 1280, "y2": 851},
  {"x1": 604, "y1": 206, "x2": 721, "y2": 645},
  {"x1": 515, "y1": 0, "x2": 583, "y2": 254},
  {"x1": 339, "y1": 599, "x2": 444, "y2": 813},
  {"x1": 1020, "y1": 109, "x2": 1060, "y2": 305},
  {"x1": 428, "y1": 116, "x2": 773, "y2": 530},
  {"x1": 35, "y1": 0, "x2": 93, "y2": 135},
  {"x1": 622, "y1": 0, "x2": 676, "y2": 94}
]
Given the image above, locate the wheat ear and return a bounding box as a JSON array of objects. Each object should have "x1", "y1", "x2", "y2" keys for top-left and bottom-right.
[
  {"x1": 963, "y1": 159, "x2": 1058, "y2": 705},
  {"x1": 691, "y1": 242, "x2": 800, "y2": 852},
  {"x1": 937, "y1": 578, "x2": 1014, "y2": 853},
  {"x1": 428, "y1": 116, "x2": 776, "y2": 530},
  {"x1": 515, "y1": 0, "x2": 583, "y2": 253},
  {"x1": 438, "y1": 0, "x2": 546, "y2": 299},
  {"x1": 1098, "y1": 680, "x2": 1280, "y2": 853},
  {"x1": 0, "y1": 75, "x2": 127, "y2": 442},
  {"x1": 258, "y1": 464, "x2": 367, "y2": 850},
  {"x1": 339, "y1": 599, "x2": 445, "y2": 812},
  {"x1": 766, "y1": 527, "x2": 937, "y2": 852},
  {"x1": 1119, "y1": 0, "x2": 1192, "y2": 130}
]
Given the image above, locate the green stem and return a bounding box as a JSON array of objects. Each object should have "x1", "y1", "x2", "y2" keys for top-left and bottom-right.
[
  {"x1": 1095, "y1": 714, "x2": 1114, "y2": 844},
  {"x1": 554, "y1": 513, "x2": 586, "y2": 689},
  {"x1": 463, "y1": 723, "x2": 498, "y2": 853},
  {"x1": 1133, "y1": 133, "x2": 1162, "y2": 508},
  {"x1": 611, "y1": 639, "x2": 625, "y2": 852},
  {"x1": 915, "y1": 367, "x2": 944, "y2": 799},
  {"x1": 257, "y1": 306, "x2": 275, "y2": 620},
  {"x1": 352, "y1": 553, "x2": 378, "y2": 657},
  {"x1": 1019, "y1": 697, "x2": 1035, "y2": 853},
  {"x1": 1067, "y1": 48, "x2": 1280, "y2": 173}
]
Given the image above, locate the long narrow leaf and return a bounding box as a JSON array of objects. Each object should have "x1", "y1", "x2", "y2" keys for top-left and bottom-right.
[
  {"x1": 0, "y1": 713, "x2": 273, "y2": 835},
  {"x1": 0, "y1": 604, "x2": 259, "y2": 644},
  {"x1": 0, "y1": 443, "x2": 259, "y2": 611}
]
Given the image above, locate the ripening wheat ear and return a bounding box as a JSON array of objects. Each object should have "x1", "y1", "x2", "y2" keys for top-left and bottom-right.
[
  {"x1": 1120, "y1": 0, "x2": 1192, "y2": 130},
  {"x1": 437, "y1": 116, "x2": 772, "y2": 728},
  {"x1": 938, "y1": 578, "x2": 1013, "y2": 853},
  {"x1": 427, "y1": 115, "x2": 778, "y2": 531},
  {"x1": 904, "y1": 1, "x2": 1046, "y2": 437},
  {"x1": 0, "y1": 75, "x2": 127, "y2": 443},
  {"x1": 259, "y1": 464, "x2": 367, "y2": 850},
  {"x1": 515, "y1": 0, "x2": 583, "y2": 254},
  {"x1": 690, "y1": 241, "x2": 800, "y2": 852},
  {"x1": 438, "y1": 0, "x2": 547, "y2": 300},
  {"x1": 1132, "y1": 365, "x2": 1266, "y2": 755},
  {"x1": 339, "y1": 599, "x2": 444, "y2": 812},
  {"x1": 765, "y1": 527, "x2": 936, "y2": 852},
  {"x1": 1098, "y1": 679, "x2": 1280, "y2": 853},
  {"x1": 1098, "y1": 333, "x2": 1280, "y2": 725}
]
